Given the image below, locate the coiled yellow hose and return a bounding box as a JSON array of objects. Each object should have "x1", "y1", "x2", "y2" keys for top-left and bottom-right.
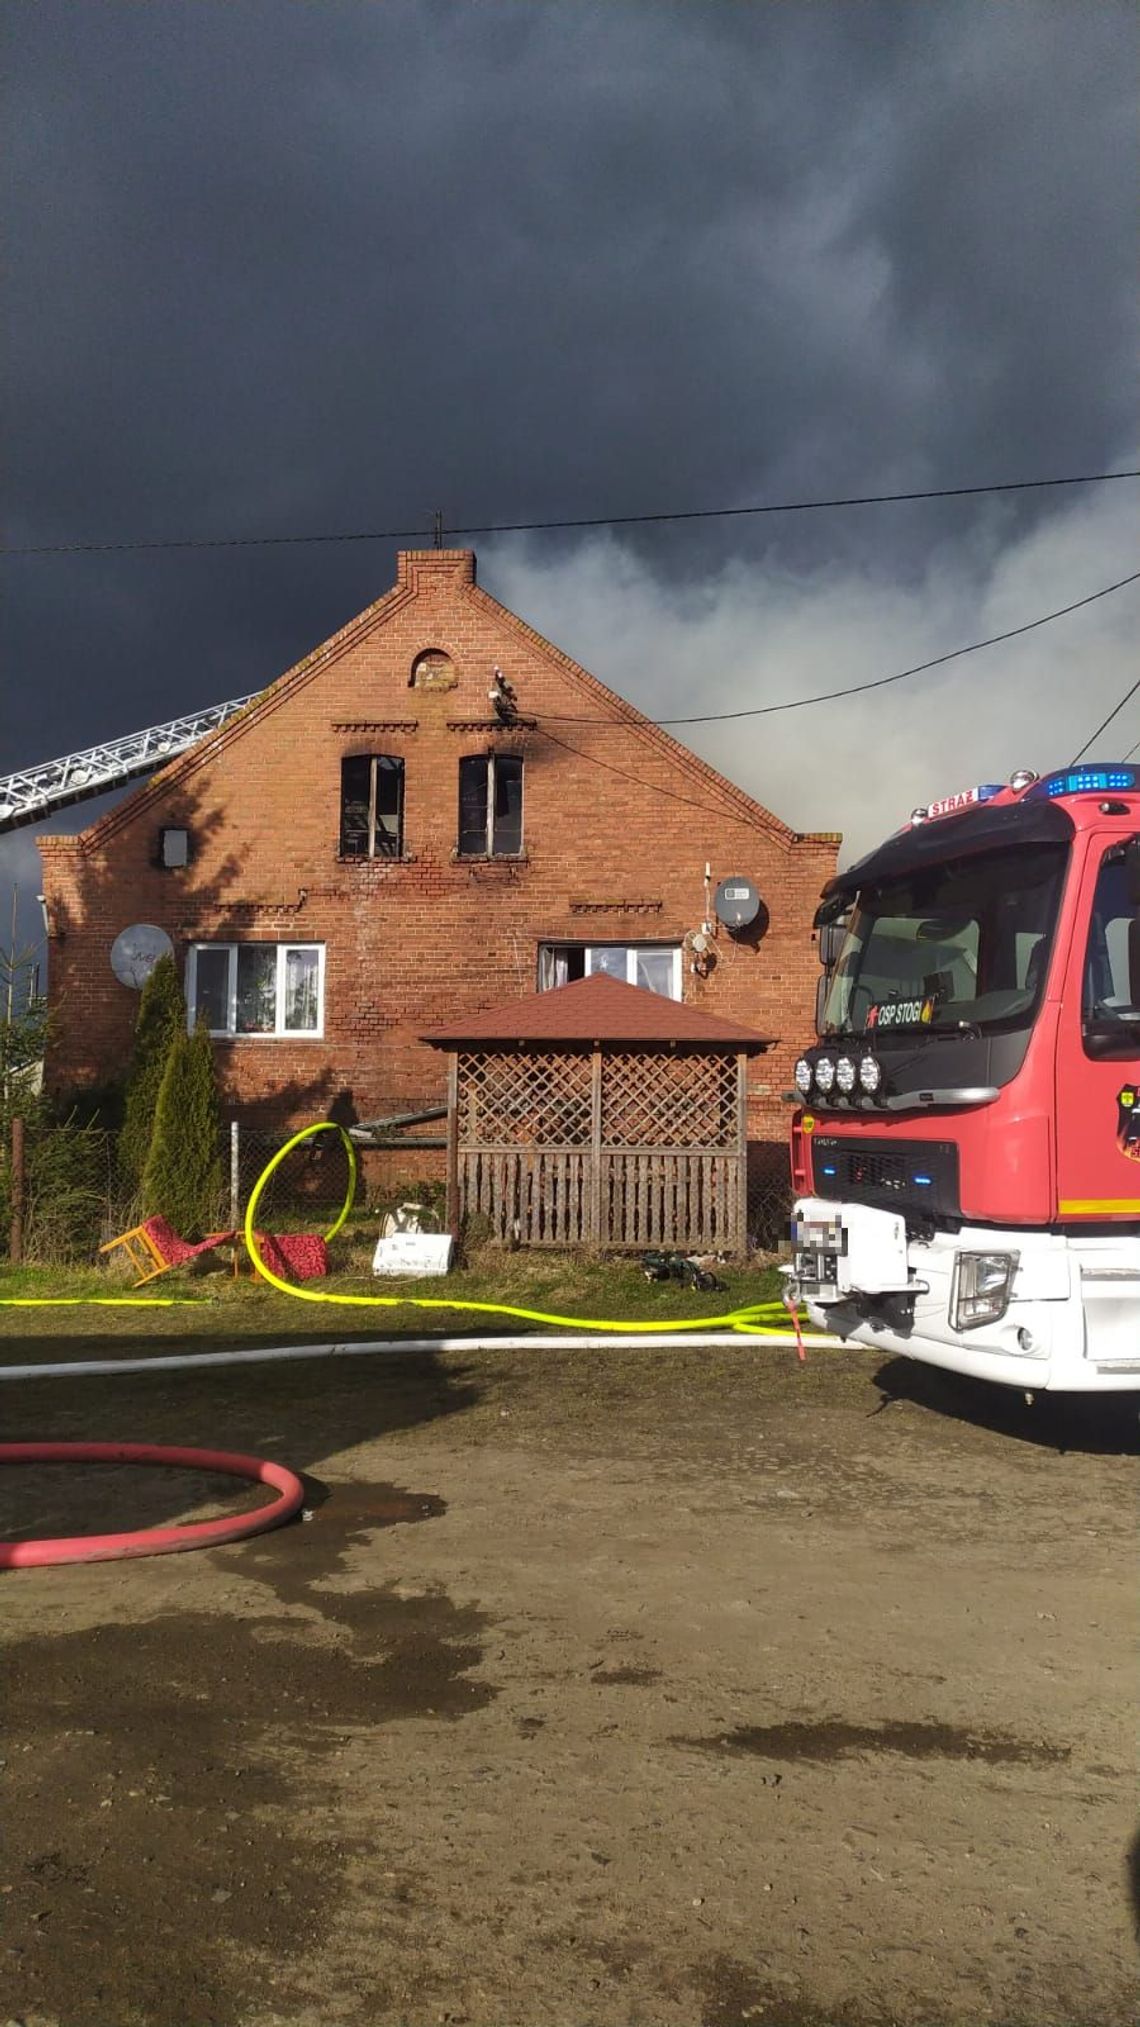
[{"x1": 243, "y1": 1121, "x2": 806, "y2": 1339}]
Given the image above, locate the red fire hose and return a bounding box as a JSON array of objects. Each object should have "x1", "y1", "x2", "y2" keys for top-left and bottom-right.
[{"x1": 0, "y1": 1442, "x2": 305, "y2": 1570}]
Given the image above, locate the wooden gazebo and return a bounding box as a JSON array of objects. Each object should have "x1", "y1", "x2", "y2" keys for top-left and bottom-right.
[{"x1": 422, "y1": 975, "x2": 773, "y2": 1253}]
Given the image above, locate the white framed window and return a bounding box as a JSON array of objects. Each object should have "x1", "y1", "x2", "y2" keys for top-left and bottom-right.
[
  {"x1": 538, "y1": 943, "x2": 682, "y2": 999},
  {"x1": 186, "y1": 943, "x2": 325, "y2": 1038}
]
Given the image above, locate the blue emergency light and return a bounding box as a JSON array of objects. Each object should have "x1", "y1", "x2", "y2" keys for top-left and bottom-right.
[{"x1": 1028, "y1": 766, "x2": 1136, "y2": 799}]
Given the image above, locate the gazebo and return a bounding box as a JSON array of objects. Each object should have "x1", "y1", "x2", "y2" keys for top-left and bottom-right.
[{"x1": 422, "y1": 974, "x2": 773, "y2": 1253}]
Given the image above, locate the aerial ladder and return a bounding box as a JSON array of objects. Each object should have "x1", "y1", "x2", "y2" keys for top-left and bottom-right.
[{"x1": 0, "y1": 694, "x2": 261, "y2": 835}]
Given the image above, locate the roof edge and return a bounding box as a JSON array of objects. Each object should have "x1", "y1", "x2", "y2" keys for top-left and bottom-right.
[
  {"x1": 467, "y1": 582, "x2": 802, "y2": 847},
  {"x1": 72, "y1": 577, "x2": 418, "y2": 852}
]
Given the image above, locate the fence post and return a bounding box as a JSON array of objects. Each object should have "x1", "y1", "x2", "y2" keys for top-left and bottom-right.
[
  {"x1": 735, "y1": 1052, "x2": 748, "y2": 1256},
  {"x1": 10, "y1": 1114, "x2": 26, "y2": 1264},
  {"x1": 445, "y1": 1057, "x2": 459, "y2": 1239},
  {"x1": 589, "y1": 1049, "x2": 603, "y2": 1246},
  {"x1": 229, "y1": 1120, "x2": 241, "y2": 1232}
]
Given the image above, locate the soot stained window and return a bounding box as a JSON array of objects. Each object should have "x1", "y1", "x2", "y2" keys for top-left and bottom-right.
[{"x1": 458, "y1": 753, "x2": 523, "y2": 857}]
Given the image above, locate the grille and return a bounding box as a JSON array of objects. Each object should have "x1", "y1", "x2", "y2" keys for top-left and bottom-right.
[{"x1": 811, "y1": 1136, "x2": 961, "y2": 1224}]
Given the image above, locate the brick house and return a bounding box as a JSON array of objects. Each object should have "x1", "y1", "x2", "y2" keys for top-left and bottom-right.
[{"x1": 38, "y1": 548, "x2": 839, "y2": 1187}]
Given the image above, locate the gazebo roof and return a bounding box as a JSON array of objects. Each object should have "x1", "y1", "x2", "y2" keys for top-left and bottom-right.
[{"x1": 421, "y1": 973, "x2": 774, "y2": 1051}]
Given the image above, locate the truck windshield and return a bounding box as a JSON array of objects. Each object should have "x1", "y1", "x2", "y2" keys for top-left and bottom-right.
[{"x1": 821, "y1": 843, "x2": 1068, "y2": 1037}]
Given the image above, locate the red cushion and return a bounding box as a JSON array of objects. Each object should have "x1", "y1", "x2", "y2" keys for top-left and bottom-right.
[
  {"x1": 253, "y1": 1233, "x2": 328, "y2": 1281},
  {"x1": 141, "y1": 1216, "x2": 196, "y2": 1266}
]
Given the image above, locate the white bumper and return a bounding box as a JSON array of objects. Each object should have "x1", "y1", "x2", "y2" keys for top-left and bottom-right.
[{"x1": 789, "y1": 1196, "x2": 1140, "y2": 1393}]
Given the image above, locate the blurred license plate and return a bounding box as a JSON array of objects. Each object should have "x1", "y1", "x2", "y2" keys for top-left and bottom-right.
[{"x1": 796, "y1": 1249, "x2": 839, "y2": 1285}]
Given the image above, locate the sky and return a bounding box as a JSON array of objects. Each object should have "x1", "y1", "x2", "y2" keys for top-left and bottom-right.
[{"x1": 2, "y1": 0, "x2": 1138, "y2": 964}]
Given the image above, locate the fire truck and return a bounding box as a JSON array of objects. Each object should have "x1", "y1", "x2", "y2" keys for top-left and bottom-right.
[{"x1": 787, "y1": 763, "x2": 1140, "y2": 1392}]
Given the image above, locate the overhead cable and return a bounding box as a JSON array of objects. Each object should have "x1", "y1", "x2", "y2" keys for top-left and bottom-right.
[
  {"x1": 1070, "y1": 675, "x2": 1140, "y2": 765},
  {"x1": 2, "y1": 468, "x2": 1137, "y2": 557},
  {"x1": 535, "y1": 570, "x2": 1140, "y2": 728}
]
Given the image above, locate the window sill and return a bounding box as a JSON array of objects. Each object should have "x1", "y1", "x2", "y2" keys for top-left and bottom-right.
[
  {"x1": 336, "y1": 853, "x2": 417, "y2": 866},
  {"x1": 452, "y1": 852, "x2": 530, "y2": 866},
  {"x1": 208, "y1": 1032, "x2": 326, "y2": 1044}
]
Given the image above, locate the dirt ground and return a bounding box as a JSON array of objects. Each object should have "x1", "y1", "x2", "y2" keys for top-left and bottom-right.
[{"x1": 0, "y1": 1334, "x2": 1136, "y2": 2027}]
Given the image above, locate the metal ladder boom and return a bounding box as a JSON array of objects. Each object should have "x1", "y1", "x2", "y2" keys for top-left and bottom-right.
[{"x1": 0, "y1": 694, "x2": 261, "y2": 835}]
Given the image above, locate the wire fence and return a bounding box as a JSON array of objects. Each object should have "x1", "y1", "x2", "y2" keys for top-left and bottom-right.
[
  {"x1": 227, "y1": 1124, "x2": 361, "y2": 1232},
  {"x1": 5, "y1": 1113, "x2": 793, "y2": 1265}
]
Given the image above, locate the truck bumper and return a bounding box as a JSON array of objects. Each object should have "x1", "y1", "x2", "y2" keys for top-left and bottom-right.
[{"x1": 790, "y1": 1197, "x2": 1140, "y2": 1393}]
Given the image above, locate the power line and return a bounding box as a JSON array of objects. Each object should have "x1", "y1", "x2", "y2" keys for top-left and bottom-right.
[
  {"x1": 1123, "y1": 733, "x2": 1140, "y2": 762},
  {"x1": 532, "y1": 569, "x2": 1140, "y2": 832},
  {"x1": 2, "y1": 467, "x2": 1137, "y2": 557},
  {"x1": 535, "y1": 722, "x2": 771, "y2": 834},
  {"x1": 534, "y1": 569, "x2": 1140, "y2": 728},
  {"x1": 1070, "y1": 675, "x2": 1140, "y2": 765}
]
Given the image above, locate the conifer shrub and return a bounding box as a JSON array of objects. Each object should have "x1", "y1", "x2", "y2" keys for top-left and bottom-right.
[
  {"x1": 141, "y1": 1020, "x2": 224, "y2": 1239},
  {"x1": 118, "y1": 955, "x2": 185, "y2": 1194}
]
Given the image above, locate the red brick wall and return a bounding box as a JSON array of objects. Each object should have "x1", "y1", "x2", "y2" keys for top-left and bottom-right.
[{"x1": 39, "y1": 551, "x2": 839, "y2": 1157}]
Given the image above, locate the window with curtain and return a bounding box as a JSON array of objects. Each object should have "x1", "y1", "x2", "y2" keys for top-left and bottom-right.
[
  {"x1": 186, "y1": 944, "x2": 324, "y2": 1037},
  {"x1": 537, "y1": 944, "x2": 682, "y2": 998}
]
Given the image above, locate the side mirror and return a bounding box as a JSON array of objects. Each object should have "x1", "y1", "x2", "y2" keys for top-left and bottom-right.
[
  {"x1": 818, "y1": 921, "x2": 846, "y2": 969},
  {"x1": 1106, "y1": 834, "x2": 1140, "y2": 904},
  {"x1": 1085, "y1": 1006, "x2": 1140, "y2": 1059},
  {"x1": 1124, "y1": 837, "x2": 1140, "y2": 906}
]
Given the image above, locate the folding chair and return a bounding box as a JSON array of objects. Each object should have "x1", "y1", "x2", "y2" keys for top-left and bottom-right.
[{"x1": 99, "y1": 1215, "x2": 236, "y2": 1288}]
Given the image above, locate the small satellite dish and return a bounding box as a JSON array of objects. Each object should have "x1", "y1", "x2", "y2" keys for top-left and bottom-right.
[
  {"x1": 110, "y1": 923, "x2": 174, "y2": 990},
  {"x1": 713, "y1": 875, "x2": 761, "y2": 932}
]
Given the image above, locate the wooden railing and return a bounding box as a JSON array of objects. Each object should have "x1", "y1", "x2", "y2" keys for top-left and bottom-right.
[{"x1": 458, "y1": 1145, "x2": 743, "y2": 1249}]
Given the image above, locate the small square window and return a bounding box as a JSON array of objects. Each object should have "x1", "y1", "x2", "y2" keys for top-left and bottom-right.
[{"x1": 160, "y1": 828, "x2": 189, "y2": 869}]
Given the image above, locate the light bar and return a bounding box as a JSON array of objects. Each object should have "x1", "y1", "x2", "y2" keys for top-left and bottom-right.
[{"x1": 1028, "y1": 766, "x2": 1136, "y2": 799}]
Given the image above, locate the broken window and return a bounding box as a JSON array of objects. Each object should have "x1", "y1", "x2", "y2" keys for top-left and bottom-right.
[
  {"x1": 186, "y1": 944, "x2": 324, "y2": 1038},
  {"x1": 340, "y1": 755, "x2": 404, "y2": 858},
  {"x1": 458, "y1": 753, "x2": 523, "y2": 857},
  {"x1": 538, "y1": 944, "x2": 682, "y2": 998}
]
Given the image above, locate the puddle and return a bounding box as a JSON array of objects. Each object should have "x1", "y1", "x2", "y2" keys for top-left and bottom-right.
[
  {"x1": 674, "y1": 1718, "x2": 1070, "y2": 1768},
  {"x1": 1, "y1": 1480, "x2": 494, "y2": 2027},
  {"x1": 590, "y1": 1665, "x2": 663, "y2": 1686}
]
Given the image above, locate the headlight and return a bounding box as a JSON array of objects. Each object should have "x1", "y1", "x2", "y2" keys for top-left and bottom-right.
[
  {"x1": 794, "y1": 1057, "x2": 813, "y2": 1095},
  {"x1": 951, "y1": 1252, "x2": 1019, "y2": 1332},
  {"x1": 835, "y1": 1055, "x2": 857, "y2": 1093},
  {"x1": 814, "y1": 1055, "x2": 836, "y2": 1094},
  {"x1": 858, "y1": 1055, "x2": 882, "y2": 1094}
]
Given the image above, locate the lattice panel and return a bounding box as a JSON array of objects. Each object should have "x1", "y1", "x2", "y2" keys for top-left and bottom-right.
[
  {"x1": 600, "y1": 1051, "x2": 737, "y2": 1148},
  {"x1": 458, "y1": 1049, "x2": 593, "y2": 1147}
]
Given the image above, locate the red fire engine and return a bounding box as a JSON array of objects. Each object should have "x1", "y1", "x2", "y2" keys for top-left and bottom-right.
[{"x1": 787, "y1": 763, "x2": 1140, "y2": 1391}]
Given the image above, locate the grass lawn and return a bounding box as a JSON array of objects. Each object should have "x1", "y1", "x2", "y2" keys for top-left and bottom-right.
[{"x1": 0, "y1": 1243, "x2": 788, "y2": 1356}]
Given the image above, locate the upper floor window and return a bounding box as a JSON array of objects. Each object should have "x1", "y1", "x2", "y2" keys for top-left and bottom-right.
[
  {"x1": 340, "y1": 755, "x2": 404, "y2": 858},
  {"x1": 458, "y1": 753, "x2": 523, "y2": 857},
  {"x1": 186, "y1": 943, "x2": 324, "y2": 1039},
  {"x1": 539, "y1": 943, "x2": 682, "y2": 999}
]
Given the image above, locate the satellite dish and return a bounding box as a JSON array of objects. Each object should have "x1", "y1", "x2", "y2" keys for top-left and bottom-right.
[
  {"x1": 110, "y1": 924, "x2": 174, "y2": 990},
  {"x1": 713, "y1": 875, "x2": 761, "y2": 932}
]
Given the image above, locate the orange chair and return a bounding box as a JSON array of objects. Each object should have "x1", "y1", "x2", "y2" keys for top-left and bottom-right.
[
  {"x1": 102, "y1": 1217, "x2": 330, "y2": 1288},
  {"x1": 99, "y1": 1216, "x2": 237, "y2": 1287}
]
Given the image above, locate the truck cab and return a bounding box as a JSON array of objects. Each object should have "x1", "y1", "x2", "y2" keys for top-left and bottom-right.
[{"x1": 788, "y1": 764, "x2": 1140, "y2": 1392}]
